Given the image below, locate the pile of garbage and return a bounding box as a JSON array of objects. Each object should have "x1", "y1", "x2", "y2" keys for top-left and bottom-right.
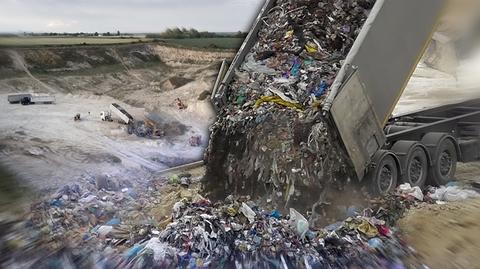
[
  {"x1": 205, "y1": 0, "x2": 376, "y2": 211},
  {"x1": 8, "y1": 176, "x2": 480, "y2": 269},
  {"x1": 130, "y1": 196, "x2": 418, "y2": 269},
  {"x1": 398, "y1": 182, "x2": 480, "y2": 203},
  {"x1": 0, "y1": 174, "x2": 198, "y2": 268}
]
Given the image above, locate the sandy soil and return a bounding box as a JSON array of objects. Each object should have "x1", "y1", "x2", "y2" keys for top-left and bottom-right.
[{"x1": 399, "y1": 199, "x2": 480, "y2": 269}]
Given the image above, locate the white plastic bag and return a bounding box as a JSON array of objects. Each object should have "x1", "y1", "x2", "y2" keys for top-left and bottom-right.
[
  {"x1": 289, "y1": 208, "x2": 309, "y2": 239},
  {"x1": 398, "y1": 183, "x2": 424, "y2": 201}
]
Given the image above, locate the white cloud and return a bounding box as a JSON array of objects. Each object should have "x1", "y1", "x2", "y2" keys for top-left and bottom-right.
[
  {"x1": 46, "y1": 20, "x2": 79, "y2": 29},
  {"x1": 0, "y1": 0, "x2": 264, "y2": 32}
]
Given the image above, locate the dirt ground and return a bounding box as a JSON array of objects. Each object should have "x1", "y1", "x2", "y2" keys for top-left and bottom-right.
[
  {"x1": 399, "y1": 198, "x2": 480, "y2": 269},
  {"x1": 0, "y1": 93, "x2": 207, "y2": 188},
  {"x1": 0, "y1": 44, "x2": 230, "y2": 190},
  {"x1": 395, "y1": 48, "x2": 480, "y2": 269}
]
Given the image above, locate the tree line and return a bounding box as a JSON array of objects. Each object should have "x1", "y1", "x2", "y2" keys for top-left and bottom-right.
[
  {"x1": 14, "y1": 28, "x2": 248, "y2": 39},
  {"x1": 22, "y1": 31, "x2": 126, "y2": 37},
  {"x1": 146, "y1": 27, "x2": 247, "y2": 39}
]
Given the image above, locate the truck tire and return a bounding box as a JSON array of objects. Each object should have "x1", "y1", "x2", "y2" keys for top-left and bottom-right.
[
  {"x1": 427, "y1": 138, "x2": 457, "y2": 186},
  {"x1": 391, "y1": 141, "x2": 429, "y2": 188},
  {"x1": 367, "y1": 151, "x2": 399, "y2": 196}
]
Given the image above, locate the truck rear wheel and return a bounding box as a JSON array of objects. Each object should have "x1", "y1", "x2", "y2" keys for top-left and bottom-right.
[
  {"x1": 428, "y1": 138, "x2": 457, "y2": 186},
  {"x1": 367, "y1": 151, "x2": 399, "y2": 196},
  {"x1": 406, "y1": 147, "x2": 428, "y2": 187},
  {"x1": 391, "y1": 141, "x2": 428, "y2": 188}
]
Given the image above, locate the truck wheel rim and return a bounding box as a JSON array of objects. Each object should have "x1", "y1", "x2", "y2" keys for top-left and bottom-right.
[
  {"x1": 409, "y1": 157, "x2": 423, "y2": 184},
  {"x1": 439, "y1": 151, "x2": 453, "y2": 176},
  {"x1": 378, "y1": 165, "x2": 394, "y2": 193}
]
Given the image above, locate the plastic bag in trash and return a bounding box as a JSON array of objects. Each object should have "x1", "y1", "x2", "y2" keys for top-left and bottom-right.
[
  {"x1": 144, "y1": 238, "x2": 178, "y2": 262},
  {"x1": 240, "y1": 202, "x2": 256, "y2": 223},
  {"x1": 398, "y1": 183, "x2": 424, "y2": 201},
  {"x1": 430, "y1": 186, "x2": 480, "y2": 202},
  {"x1": 289, "y1": 208, "x2": 309, "y2": 239}
]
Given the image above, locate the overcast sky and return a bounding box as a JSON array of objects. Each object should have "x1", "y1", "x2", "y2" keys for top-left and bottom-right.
[{"x1": 0, "y1": 0, "x2": 264, "y2": 33}]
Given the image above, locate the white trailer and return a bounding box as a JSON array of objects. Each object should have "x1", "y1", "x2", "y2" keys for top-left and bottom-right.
[
  {"x1": 8, "y1": 93, "x2": 32, "y2": 104},
  {"x1": 30, "y1": 94, "x2": 55, "y2": 104},
  {"x1": 110, "y1": 103, "x2": 134, "y2": 124}
]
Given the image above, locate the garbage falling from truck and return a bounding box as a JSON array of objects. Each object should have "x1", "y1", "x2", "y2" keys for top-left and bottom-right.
[{"x1": 205, "y1": 0, "x2": 376, "y2": 215}]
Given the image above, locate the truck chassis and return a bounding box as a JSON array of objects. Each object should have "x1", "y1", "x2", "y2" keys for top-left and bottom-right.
[{"x1": 368, "y1": 99, "x2": 480, "y2": 194}]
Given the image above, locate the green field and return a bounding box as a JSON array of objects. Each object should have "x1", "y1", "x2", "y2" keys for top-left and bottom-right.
[
  {"x1": 0, "y1": 36, "x2": 244, "y2": 50},
  {"x1": 159, "y1": 37, "x2": 244, "y2": 49},
  {"x1": 0, "y1": 36, "x2": 152, "y2": 47}
]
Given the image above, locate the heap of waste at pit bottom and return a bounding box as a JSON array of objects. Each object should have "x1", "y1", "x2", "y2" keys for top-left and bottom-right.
[
  {"x1": 0, "y1": 171, "x2": 480, "y2": 269},
  {"x1": 2, "y1": 174, "x2": 479, "y2": 269},
  {"x1": 204, "y1": 0, "x2": 377, "y2": 213},
  {"x1": 0, "y1": 180, "x2": 457, "y2": 268}
]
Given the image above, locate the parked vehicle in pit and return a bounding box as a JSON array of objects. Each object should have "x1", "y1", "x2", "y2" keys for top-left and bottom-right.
[
  {"x1": 23, "y1": 94, "x2": 56, "y2": 105},
  {"x1": 109, "y1": 103, "x2": 134, "y2": 125},
  {"x1": 8, "y1": 93, "x2": 32, "y2": 104},
  {"x1": 100, "y1": 111, "x2": 113, "y2": 122}
]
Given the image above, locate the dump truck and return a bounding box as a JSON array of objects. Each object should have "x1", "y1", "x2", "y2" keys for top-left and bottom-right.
[
  {"x1": 110, "y1": 103, "x2": 134, "y2": 124},
  {"x1": 213, "y1": 0, "x2": 480, "y2": 196},
  {"x1": 15, "y1": 94, "x2": 56, "y2": 105},
  {"x1": 8, "y1": 93, "x2": 55, "y2": 105}
]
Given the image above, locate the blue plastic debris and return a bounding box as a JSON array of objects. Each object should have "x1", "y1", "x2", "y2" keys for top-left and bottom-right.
[
  {"x1": 270, "y1": 210, "x2": 282, "y2": 219},
  {"x1": 368, "y1": 238, "x2": 383, "y2": 249},
  {"x1": 124, "y1": 244, "x2": 144, "y2": 260},
  {"x1": 49, "y1": 199, "x2": 64, "y2": 207},
  {"x1": 290, "y1": 58, "x2": 302, "y2": 77},
  {"x1": 106, "y1": 218, "x2": 121, "y2": 226},
  {"x1": 313, "y1": 80, "x2": 328, "y2": 98},
  {"x1": 446, "y1": 181, "x2": 459, "y2": 187}
]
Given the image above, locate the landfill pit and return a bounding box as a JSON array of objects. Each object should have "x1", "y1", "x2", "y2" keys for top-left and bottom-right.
[
  {"x1": 0, "y1": 43, "x2": 228, "y2": 189},
  {"x1": 3, "y1": 0, "x2": 480, "y2": 268}
]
